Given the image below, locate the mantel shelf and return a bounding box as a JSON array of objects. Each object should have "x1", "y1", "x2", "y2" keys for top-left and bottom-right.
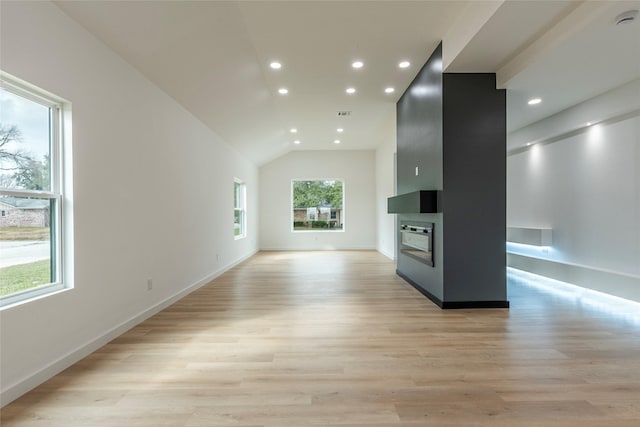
[{"x1": 387, "y1": 190, "x2": 439, "y2": 214}]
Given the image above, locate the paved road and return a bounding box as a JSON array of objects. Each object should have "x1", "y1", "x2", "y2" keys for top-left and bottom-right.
[{"x1": 0, "y1": 240, "x2": 50, "y2": 268}]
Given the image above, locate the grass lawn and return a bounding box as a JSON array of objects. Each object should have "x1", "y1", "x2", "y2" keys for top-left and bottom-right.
[
  {"x1": 0, "y1": 259, "x2": 52, "y2": 296},
  {"x1": 0, "y1": 226, "x2": 50, "y2": 241},
  {"x1": 293, "y1": 226, "x2": 344, "y2": 230}
]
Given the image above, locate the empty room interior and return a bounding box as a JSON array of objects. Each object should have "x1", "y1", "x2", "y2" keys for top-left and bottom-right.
[{"x1": 1, "y1": 1, "x2": 639, "y2": 425}]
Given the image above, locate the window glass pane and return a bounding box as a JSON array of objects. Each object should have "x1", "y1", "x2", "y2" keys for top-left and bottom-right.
[
  {"x1": 292, "y1": 180, "x2": 343, "y2": 231},
  {"x1": 234, "y1": 182, "x2": 239, "y2": 209},
  {"x1": 234, "y1": 209, "x2": 243, "y2": 236},
  {"x1": 233, "y1": 180, "x2": 246, "y2": 239},
  {"x1": 0, "y1": 195, "x2": 54, "y2": 296},
  {"x1": 0, "y1": 87, "x2": 51, "y2": 191}
]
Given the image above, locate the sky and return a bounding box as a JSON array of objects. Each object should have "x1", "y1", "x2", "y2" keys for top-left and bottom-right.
[{"x1": 0, "y1": 87, "x2": 50, "y2": 183}]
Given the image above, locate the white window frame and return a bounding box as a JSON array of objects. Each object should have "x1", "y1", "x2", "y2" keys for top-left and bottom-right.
[
  {"x1": 234, "y1": 178, "x2": 246, "y2": 240},
  {"x1": 0, "y1": 73, "x2": 70, "y2": 308},
  {"x1": 291, "y1": 179, "x2": 345, "y2": 233}
]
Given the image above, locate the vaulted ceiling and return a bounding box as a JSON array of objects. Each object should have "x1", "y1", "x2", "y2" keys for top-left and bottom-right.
[{"x1": 55, "y1": 1, "x2": 640, "y2": 165}]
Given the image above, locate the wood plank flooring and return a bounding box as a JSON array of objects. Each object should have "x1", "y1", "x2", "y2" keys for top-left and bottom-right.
[{"x1": 2, "y1": 250, "x2": 640, "y2": 426}]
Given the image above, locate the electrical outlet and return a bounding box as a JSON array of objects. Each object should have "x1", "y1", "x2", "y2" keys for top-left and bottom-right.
[
  {"x1": 415, "y1": 166, "x2": 419, "y2": 176},
  {"x1": 147, "y1": 278, "x2": 153, "y2": 291},
  {"x1": 216, "y1": 253, "x2": 220, "y2": 261}
]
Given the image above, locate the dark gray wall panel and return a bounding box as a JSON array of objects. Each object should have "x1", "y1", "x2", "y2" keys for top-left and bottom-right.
[
  {"x1": 395, "y1": 44, "x2": 445, "y2": 299},
  {"x1": 396, "y1": 43, "x2": 443, "y2": 196},
  {"x1": 442, "y1": 73, "x2": 506, "y2": 302}
]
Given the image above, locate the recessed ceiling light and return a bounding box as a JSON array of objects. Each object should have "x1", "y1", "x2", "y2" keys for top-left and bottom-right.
[
  {"x1": 399, "y1": 61, "x2": 410, "y2": 69},
  {"x1": 385, "y1": 87, "x2": 395, "y2": 93},
  {"x1": 346, "y1": 87, "x2": 356, "y2": 94},
  {"x1": 615, "y1": 10, "x2": 638, "y2": 25},
  {"x1": 586, "y1": 122, "x2": 592, "y2": 126},
  {"x1": 528, "y1": 98, "x2": 542, "y2": 105},
  {"x1": 293, "y1": 140, "x2": 301, "y2": 144},
  {"x1": 270, "y1": 61, "x2": 282, "y2": 69},
  {"x1": 290, "y1": 128, "x2": 297, "y2": 133},
  {"x1": 334, "y1": 139, "x2": 341, "y2": 144},
  {"x1": 278, "y1": 88, "x2": 288, "y2": 95},
  {"x1": 352, "y1": 61, "x2": 364, "y2": 69},
  {"x1": 336, "y1": 128, "x2": 344, "y2": 133}
]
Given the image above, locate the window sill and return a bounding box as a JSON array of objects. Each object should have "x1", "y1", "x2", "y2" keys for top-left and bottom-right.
[{"x1": 0, "y1": 283, "x2": 72, "y2": 310}]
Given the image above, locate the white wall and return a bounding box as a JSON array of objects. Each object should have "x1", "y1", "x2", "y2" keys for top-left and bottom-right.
[
  {"x1": 507, "y1": 79, "x2": 640, "y2": 301},
  {"x1": 259, "y1": 150, "x2": 376, "y2": 250},
  {"x1": 375, "y1": 112, "x2": 397, "y2": 260},
  {"x1": 0, "y1": 1, "x2": 258, "y2": 405}
]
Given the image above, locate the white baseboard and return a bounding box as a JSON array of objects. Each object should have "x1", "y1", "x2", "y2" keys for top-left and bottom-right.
[
  {"x1": 377, "y1": 247, "x2": 395, "y2": 260},
  {"x1": 259, "y1": 246, "x2": 377, "y2": 251},
  {"x1": 0, "y1": 249, "x2": 257, "y2": 407}
]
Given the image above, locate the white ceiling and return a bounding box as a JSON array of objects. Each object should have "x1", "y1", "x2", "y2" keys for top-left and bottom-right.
[
  {"x1": 55, "y1": 0, "x2": 640, "y2": 165},
  {"x1": 500, "y1": 1, "x2": 640, "y2": 133}
]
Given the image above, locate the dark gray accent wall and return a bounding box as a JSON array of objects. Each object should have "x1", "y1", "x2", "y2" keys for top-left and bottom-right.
[
  {"x1": 396, "y1": 43, "x2": 443, "y2": 195},
  {"x1": 442, "y1": 73, "x2": 506, "y2": 302},
  {"x1": 396, "y1": 44, "x2": 445, "y2": 301},
  {"x1": 393, "y1": 42, "x2": 508, "y2": 308}
]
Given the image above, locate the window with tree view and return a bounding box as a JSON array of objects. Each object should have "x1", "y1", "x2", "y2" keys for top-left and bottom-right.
[
  {"x1": 292, "y1": 180, "x2": 343, "y2": 231},
  {"x1": 1, "y1": 76, "x2": 65, "y2": 305}
]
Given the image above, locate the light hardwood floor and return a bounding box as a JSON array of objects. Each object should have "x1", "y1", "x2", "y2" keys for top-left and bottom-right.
[{"x1": 2, "y1": 251, "x2": 640, "y2": 426}]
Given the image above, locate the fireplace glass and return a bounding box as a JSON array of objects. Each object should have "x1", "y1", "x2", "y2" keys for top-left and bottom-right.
[{"x1": 400, "y1": 222, "x2": 434, "y2": 267}]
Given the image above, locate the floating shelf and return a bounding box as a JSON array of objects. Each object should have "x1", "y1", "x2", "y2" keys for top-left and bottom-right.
[
  {"x1": 387, "y1": 190, "x2": 439, "y2": 214},
  {"x1": 507, "y1": 227, "x2": 552, "y2": 246}
]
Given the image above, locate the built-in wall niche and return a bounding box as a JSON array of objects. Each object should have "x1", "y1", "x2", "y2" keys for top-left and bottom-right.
[
  {"x1": 507, "y1": 227, "x2": 552, "y2": 247},
  {"x1": 400, "y1": 222, "x2": 434, "y2": 267}
]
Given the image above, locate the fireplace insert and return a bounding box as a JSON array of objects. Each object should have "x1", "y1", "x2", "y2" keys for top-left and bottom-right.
[{"x1": 400, "y1": 222, "x2": 434, "y2": 267}]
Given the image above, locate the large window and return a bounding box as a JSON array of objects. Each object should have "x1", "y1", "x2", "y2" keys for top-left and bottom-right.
[
  {"x1": 234, "y1": 179, "x2": 246, "y2": 239},
  {"x1": 292, "y1": 180, "x2": 344, "y2": 231},
  {"x1": 0, "y1": 74, "x2": 68, "y2": 306}
]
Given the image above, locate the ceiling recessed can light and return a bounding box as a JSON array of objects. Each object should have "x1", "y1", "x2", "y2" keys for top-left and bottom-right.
[
  {"x1": 346, "y1": 87, "x2": 356, "y2": 94},
  {"x1": 293, "y1": 140, "x2": 301, "y2": 144},
  {"x1": 270, "y1": 61, "x2": 282, "y2": 69},
  {"x1": 337, "y1": 128, "x2": 344, "y2": 133},
  {"x1": 399, "y1": 61, "x2": 410, "y2": 68},
  {"x1": 615, "y1": 10, "x2": 638, "y2": 25},
  {"x1": 352, "y1": 61, "x2": 364, "y2": 69},
  {"x1": 528, "y1": 98, "x2": 542, "y2": 105},
  {"x1": 278, "y1": 88, "x2": 288, "y2": 95},
  {"x1": 385, "y1": 87, "x2": 395, "y2": 93},
  {"x1": 586, "y1": 122, "x2": 592, "y2": 126},
  {"x1": 290, "y1": 128, "x2": 297, "y2": 133},
  {"x1": 334, "y1": 139, "x2": 341, "y2": 144}
]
